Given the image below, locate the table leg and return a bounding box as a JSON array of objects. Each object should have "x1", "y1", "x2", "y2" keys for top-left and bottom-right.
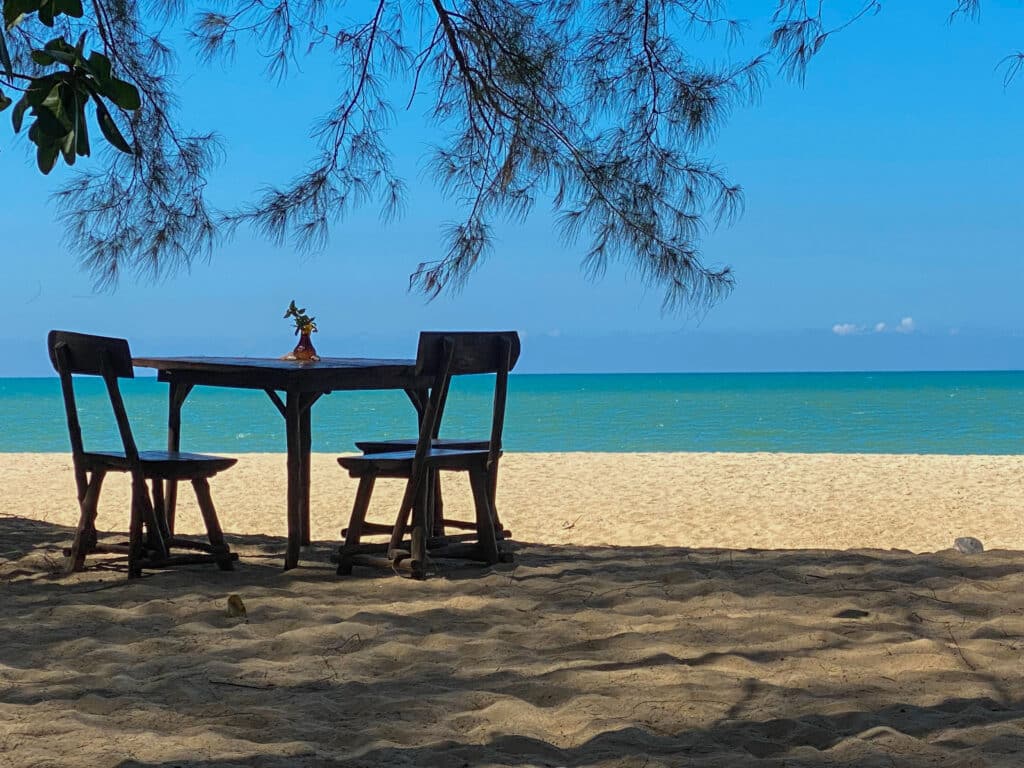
[
  {"x1": 300, "y1": 399, "x2": 312, "y2": 545},
  {"x1": 403, "y1": 387, "x2": 428, "y2": 422},
  {"x1": 165, "y1": 382, "x2": 193, "y2": 537},
  {"x1": 284, "y1": 391, "x2": 303, "y2": 570}
]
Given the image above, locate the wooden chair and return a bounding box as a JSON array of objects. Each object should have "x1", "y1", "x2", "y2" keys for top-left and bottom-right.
[
  {"x1": 354, "y1": 440, "x2": 501, "y2": 539},
  {"x1": 337, "y1": 331, "x2": 520, "y2": 579},
  {"x1": 48, "y1": 330, "x2": 238, "y2": 578}
]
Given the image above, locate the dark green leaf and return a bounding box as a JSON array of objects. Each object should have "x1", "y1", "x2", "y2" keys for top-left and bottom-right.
[
  {"x1": 62, "y1": 83, "x2": 89, "y2": 157},
  {"x1": 60, "y1": 128, "x2": 75, "y2": 164},
  {"x1": 103, "y1": 78, "x2": 141, "y2": 110},
  {"x1": 25, "y1": 76, "x2": 57, "y2": 107},
  {"x1": 0, "y1": 90, "x2": 11, "y2": 112},
  {"x1": 94, "y1": 97, "x2": 132, "y2": 153},
  {"x1": 59, "y1": 81, "x2": 78, "y2": 123},
  {"x1": 12, "y1": 96, "x2": 28, "y2": 131},
  {"x1": 39, "y1": 82, "x2": 67, "y2": 125},
  {"x1": 85, "y1": 51, "x2": 111, "y2": 83},
  {"x1": 31, "y1": 50, "x2": 55, "y2": 65},
  {"x1": 33, "y1": 105, "x2": 70, "y2": 138},
  {"x1": 55, "y1": 0, "x2": 83, "y2": 19},
  {"x1": 36, "y1": 140, "x2": 59, "y2": 174},
  {"x1": 42, "y1": 36, "x2": 74, "y2": 53},
  {"x1": 44, "y1": 48, "x2": 77, "y2": 64},
  {"x1": 74, "y1": 95, "x2": 89, "y2": 156},
  {"x1": 37, "y1": 38, "x2": 77, "y2": 64},
  {"x1": 37, "y1": 0, "x2": 54, "y2": 27},
  {"x1": 3, "y1": 0, "x2": 42, "y2": 30}
]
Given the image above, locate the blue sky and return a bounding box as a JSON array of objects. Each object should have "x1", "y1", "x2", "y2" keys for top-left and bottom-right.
[{"x1": 1, "y1": 2, "x2": 1022, "y2": 374}]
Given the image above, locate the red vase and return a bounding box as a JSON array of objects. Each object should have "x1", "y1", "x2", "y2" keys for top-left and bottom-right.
[{"x1": 291, "y1": 330, "x2": 319, "y2": 361}]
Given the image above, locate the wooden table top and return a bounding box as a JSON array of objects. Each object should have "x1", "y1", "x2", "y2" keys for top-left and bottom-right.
[
  {"x1": 133, "y1": 355, "x2": 416, "y2": 371},
  {"x1": 133, "y1": 356, "x2": 423, "y2": 392}
]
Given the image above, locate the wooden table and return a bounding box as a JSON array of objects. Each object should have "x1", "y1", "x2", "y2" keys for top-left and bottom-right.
[{"x1": 132, "y1": 356, "x2": 429, "y2": 570}]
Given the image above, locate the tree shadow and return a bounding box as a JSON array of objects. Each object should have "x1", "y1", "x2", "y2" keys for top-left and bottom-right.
[
  {"x1": 110, "y1": 693, "x2": 1024, "y2": 767},
  {"x1": 3, "y1": 515, "x2": 1024, "y2": 767}
]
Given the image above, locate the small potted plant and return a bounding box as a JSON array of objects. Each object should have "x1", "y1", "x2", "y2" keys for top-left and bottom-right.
[{"x1": 283, "y1": 300, "x2": 320, "y2": 361}]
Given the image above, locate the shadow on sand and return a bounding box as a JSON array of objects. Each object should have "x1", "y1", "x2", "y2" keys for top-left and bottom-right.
[{"x1": 3, "y1": 514, "x2": 1023, "y2": 767}]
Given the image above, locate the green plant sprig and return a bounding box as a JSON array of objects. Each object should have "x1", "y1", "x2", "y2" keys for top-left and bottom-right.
[{"x1": 283, "y1": 299, "x2": 317, "y2": 334}]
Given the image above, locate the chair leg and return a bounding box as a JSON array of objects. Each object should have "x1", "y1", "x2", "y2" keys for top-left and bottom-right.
[
  {"x1": 127, "y1": 484, "x2": 147, "y2": 579},
  {"x1": 138, "y1": 482, "x2": 168, "y2": 561},
  {"x1": 67, "y1": 470, "x2": 105, "y2": 573},
  {"x1": 165, "y1": 480, "x2": 178, "y2": 538},
  {"x1": 151, "y1": 478, "x2": 172, "y2": 543},
  {"x1": 192, "y1": 478, "x2": 234, "y2": 571},
  {"x1": 338, "y1": 473, "x2": 376, "y2": 575},
  {"x1": 487, "y1": 463, "x2": 504, "y2": 536},
  {"x1": 431, "y1": 470, "x2": 445, "y2": 536},
  {"x1": 388, "y1": 473, "x2": 424, "y2": 558},
  {"x1": 469, "y1": 466, "x2": 500, "y2": 565}
]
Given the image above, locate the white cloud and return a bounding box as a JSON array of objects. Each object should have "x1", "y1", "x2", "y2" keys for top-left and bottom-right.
[{"x1": 834, "y1": 318, "x2": 916, "y2": 337}]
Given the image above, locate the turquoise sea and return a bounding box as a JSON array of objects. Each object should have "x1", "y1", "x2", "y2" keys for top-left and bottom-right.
[{"x1": 1, "y1": 371, "x2": 1021, "y2": 454}]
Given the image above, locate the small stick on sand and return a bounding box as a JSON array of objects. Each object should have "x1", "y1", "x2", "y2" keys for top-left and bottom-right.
[
  {"x1": 947, "y1": 628, "x2": 978, "y2": 672},
  {"x1": 208, "y1": 678, "x2": 274, "y2": 690}
]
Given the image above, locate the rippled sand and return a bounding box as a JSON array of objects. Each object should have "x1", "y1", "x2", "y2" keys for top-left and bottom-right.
[{"x1": 2, "y1": 452, "x2": 1023, "y2": 767}]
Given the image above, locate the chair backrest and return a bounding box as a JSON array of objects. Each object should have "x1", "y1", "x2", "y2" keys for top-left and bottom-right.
[
  {"x1": 47, "y1": 330, "x2": 134, "y2": 378},
  {"x1": 412, "y1": 332, "x2": 520, "y2": 467},
  {"x1": 47, "y1": 331, "x2": 142, "y2": 493},
  {"x1": 414, "y1": 332, "x2": 521, "y2": 377}
]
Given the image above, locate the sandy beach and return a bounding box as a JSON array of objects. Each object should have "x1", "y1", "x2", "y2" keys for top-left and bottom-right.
[{"x1": 2, "y1": 451, "x2": 1024, "y2": 766}]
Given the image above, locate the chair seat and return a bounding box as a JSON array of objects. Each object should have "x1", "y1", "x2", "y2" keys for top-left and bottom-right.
[
  {"x1": 338, "y1": 448, "x2": 494, "y2": 477},
  {"x1": 83, "y1": 451, "x2": 237, "y2": 479},
  {"x1": 356, "y1": 438, "x2": 490, "y2": 454}
]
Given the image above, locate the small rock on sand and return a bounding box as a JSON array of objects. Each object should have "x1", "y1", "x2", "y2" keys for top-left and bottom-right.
[
  {"x1": 954, "y1": 537, "x2": 984, "y2": 554},
  {"x1": 226, "y1": 594, "x2": 247, "y2": 618}
]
